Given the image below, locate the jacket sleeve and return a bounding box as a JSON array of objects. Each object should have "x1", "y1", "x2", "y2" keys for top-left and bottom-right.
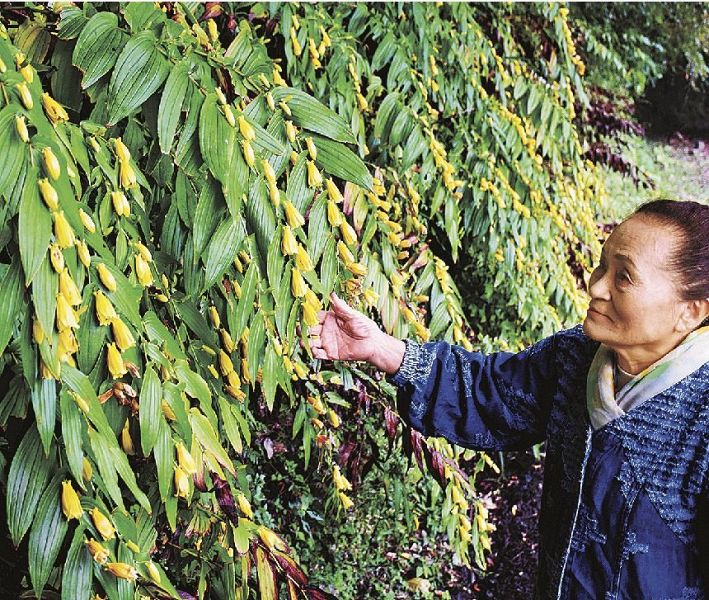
[{"x1": 387, "y1": 332, "x2": 560, "y2": 451}]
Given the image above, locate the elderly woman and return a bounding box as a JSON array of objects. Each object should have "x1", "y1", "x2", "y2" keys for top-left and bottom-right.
[{"x1": 309, "y1": 199, "x2": 709, "y2": 599}]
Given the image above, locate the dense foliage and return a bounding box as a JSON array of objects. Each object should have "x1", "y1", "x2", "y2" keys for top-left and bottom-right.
[{"x1": 0, "y1": 2, "x2": 606, "y2": 598}]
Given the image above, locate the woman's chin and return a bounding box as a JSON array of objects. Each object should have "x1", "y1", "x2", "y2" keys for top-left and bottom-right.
[{"x1": 582, "y1": 316, "x2": 610, "y2": 342}]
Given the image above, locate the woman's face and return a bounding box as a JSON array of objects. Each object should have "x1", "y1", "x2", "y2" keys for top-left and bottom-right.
[{"x1": 582, "y1": 216, "x2": 687, "y2": 355}]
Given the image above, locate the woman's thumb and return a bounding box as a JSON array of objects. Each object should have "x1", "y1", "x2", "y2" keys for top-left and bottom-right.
[{"x1": 330, "y1": 292, "x2": 355, "y2": 316}]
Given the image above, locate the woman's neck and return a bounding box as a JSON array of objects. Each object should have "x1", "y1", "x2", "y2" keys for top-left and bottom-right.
[{"x1": 613, "y1": 335, "x2": 687, "y2": 375}]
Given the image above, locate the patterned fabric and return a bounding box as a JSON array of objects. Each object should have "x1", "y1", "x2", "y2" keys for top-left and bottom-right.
[
  {"x1": 586, "y1": 326, "x2": 709, "y2": 430},
  {"x1": 388, "y1": 326, "x2": 709, "y2": 599}
]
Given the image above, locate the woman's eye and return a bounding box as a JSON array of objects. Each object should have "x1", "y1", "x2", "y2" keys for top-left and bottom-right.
[{"x1": 616, "y1": 271, "x2": 631, "y2": 284}]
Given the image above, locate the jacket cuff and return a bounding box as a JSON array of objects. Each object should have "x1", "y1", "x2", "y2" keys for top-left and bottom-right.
[{"x1": 388, "y1": 338, "x2": 423, "y2": 387}]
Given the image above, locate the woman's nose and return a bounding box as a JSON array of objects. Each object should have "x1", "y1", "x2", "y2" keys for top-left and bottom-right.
[{"x1": 588, "y1": 269, "x2": 611, "y2": 300}]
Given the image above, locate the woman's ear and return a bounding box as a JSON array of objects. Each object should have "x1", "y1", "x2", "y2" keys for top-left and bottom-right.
[{"x1": 676, "y1": 298, "x2": 709, "y2": 333}]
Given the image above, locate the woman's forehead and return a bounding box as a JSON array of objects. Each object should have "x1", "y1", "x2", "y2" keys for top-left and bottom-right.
[{"x1": 603, "y1": 217, "x2": 677, "y2": 267}]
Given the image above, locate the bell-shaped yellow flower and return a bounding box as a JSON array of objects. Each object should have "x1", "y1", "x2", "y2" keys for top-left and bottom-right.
[
  {"x1": 42, "y1": 147, "x2": 61, "y2": 181},
  {"x1": 306, "y1": 160, "x2": 323, "y2": 188},
  {"x1": 76, "y1": 239, "x2": 91, "y2": 268},
  {"x1": 15, "y1": 115, "x2": 29, "y2": 143},
  {"x1": 134, "y1": 254, "x2": 153, "y2": 287},
  {"x1": 96, "y1": 263, "x2": 117, "y2": 292},
  {"x1": 146, "y1": 561, "x2": 161, "y2": 584},
  {"x1": 266, "y1": 92, "x2": 275, "y2": 111},
  {"x1": 41, "y1": 92, "x2": 69, "y2": 124},
  {"x1": 346, "y1": 261, "x2": 367, "y2": 277},
  {"x1": 284, "y1": 200, "x2": 305, "y2": 229},
  {"x1": 268, "y1": 181, "x2": 280, "y2": 208},
  {"x1": 49, "y1": 243, "x2": 65, "y2": 273},
  {"x1": 134, "y1": 241, "x2": 152, "y2": 262},
  {"x1": 303, "y1": 301, "x2": 319, "y2": 326},
  {"x1": 220, "y1": 328, "x2": 235, "y2": 353},
  {"x1": 106, "y1": 562, "x2": 138, "y2": 581},
  {"x1": 59, "y1": 269, "x2": 82, "y2": 306},
  {"x1": 340, "y1": 220, "x2": 357, "y2": 246},
  {"x1": 111, "y1": 190, "x2": 129, "y2": 217},
  {"x1": 114, "y1": 137, "x2": 131, "y2": 162},
  {"x1": 328, "y1": 408, "x2": 340, "y2": 428},
  {"x1": 38, "y1": 178, "x2": 59, "y2": 211},
  {"x1": 339, "y1": 491, "x2": 354, "y2": 510},
  {"x1": 82, "y1": 457, "x2": 93, "y2": 481},
  {"x1": 78, "y1": 208, "x2": 96, "y2": 233},
  {"x1": 176, "y1": 443, "x2": 197, "y2": 475},
  {"x1": 363, "y1": 288, "x2": 379, "y2": 307},
  {"x1": 85, "y1": 539, "x2": 109, "y2": 565},
  {"x1": 325, "y1": 178, "x2": 343, "y2": 203},
  {"x1": 291, "y1": 266, "x2": 307, "y2": 298},
  {"x1": 337, "y1": 240, "x2": 354, "y2": 264},
  {"x1": 237, "y1": 493, "x2": 254, "y2": 519},
  {"x1": 61, "y1": 480, "x2": 83, "y2": 520},
  {"x1": 306, "y1": 137, "x2": 317, "y2": 161},
  {"x1": 16, "y1": 82, "x2": 33, "y2": 110},
  {"x1": 285, "y1": 120, "x2": 297, "y2": 143},
  {"x1": 241, "y1": 139, "x2": 255, "y2": 167},
  {"x1": 174, "y1": 465, "x2": 190, "y2": 498},
  {"x1": 119, "y1": 161, "x2": 137, "y2": 189},
  {"x1": 295, "y1": 244, "x2": 314, "y2": 272},
  {"x1": 54, "y1": 211, "x2": 75, "y2": 249},
  {"x1": 223, "y1": 104, "x2": 236, "y2": 127},
  {"x1": 281, "y1": 225, "x2": 298, "y2": 256},
  {"x1": 58, "y1": 328, "x2": 78, "y2": 360},
  {"x1": 94, "y1": 291, "x2": 118, "y2": 325},
  {"x1": 304, "y1": 288, "x2": 322, "y2": 312},
  {"x1": 56, "y1": 292, "x2": 80, "y2": 330},
  {"x1": 90, "y1": 507, "x2": 116, "y2": 540},
  {"x1": 241, "y1": 357, "x2": 251, "y2": 384},
  {"x1": 218, "y1": 349, "x2": 234, "y2": 375},
  {"x1": 107, "y1": 343, "x2": 127, "y2": 379},
  {"x1": 327, "y1": 199, "x2": 342, "y2": 227},
  {"x1": 238, "y1": 115, "x2": 255, "y2": 141},
  {"x1": 261, "y1": 159, "x2": 276, "y2": 185},
  {"x1": 121, "y1": 420, "x2": 134, "y2": 455},
  {"x1": 111, "y1": 318, "x2": 135, "y2": 351}
]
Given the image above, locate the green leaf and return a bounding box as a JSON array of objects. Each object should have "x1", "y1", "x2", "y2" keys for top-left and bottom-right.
[
  {"x1": 88, "y1": 427, "x2": 124, "y2": 511},
  {"x1": 227, "y1": 261, "x2": 259, "y2": 341},
  {"x1": 61, "y1": 364, "x2": 114, "y2": 441},
  {"x1": 28, "y1": 474, "x2": 68, "y2": 598},
  {"x1": 285, "y1": 154, "x2": 313, "y2": 216},
  {"x1": 173, "y1": 298, "x2": 218, "y2": 347},
  {"x1": 189, "y1": 408, "x2": 236, "y2": 475},
  {"x1": 266, "y1": 224, "x2": 284, "y2": 292},
  {"x1": 60, "y1": 390, "x2": 85, "y2": 487},
  {"x1": 244, "y1": 178, "x2": 276, "y2": 266},
  {"x1": 31, "y1": 378, "x2": 56, "y2": 457},
  {"x1": 270, "y1": 87, "x2": 356, "y2": 144},
  {"x1": 143, "y1": 311, "x2": 187, "y2": 360},
  {"x1": 306, "y1": 192, "x2": 328, "y2": 265},
  {"x1": 32, "y1": 258, "x2": 58, "y2": 345},
  {"x1": 199, "y1": 93, "x2": 236, "y2": 185},
  {"x1": 158, "y1": 61, "x2": 190, "y2": 154},
  {"x1": 218, "y1": 396, "x2": 243, "y2": 455},
  {"x1": 203, "y1": 214, "x2": 246, "y2": 292},
  {"x1": 110, "y1": 444, "x2": 152, "y2": 513},
  {"x1": 107, "y1": 31, "x2": 170, "y2": 124},
  {"x1": 0, "y1": 257, "x2": 24, "y2": 356},
  {"x1": 72, "y1": 12, "x2": 127, "y2": 89},
  {"x1": 19, "y1": 168, "x2": 52, "y2": 285},
  {"x1": 320, "y1": 237, "x2": 338, "y2": 297},
  {"x1": 0, "y1": 106, "x2": 28, "y2": 197},
  {"x1": 174, "y1": 359, "x2": 217, "y2": 425},
  {"x1": 139, "y1": 365, "x2": 162, "y2": 456},
  {"x1": 262, "y1": 344, "x2": 278, "y2": 412},
  {"x1": 61, "y1": 525, "x2": 92, "y2": 600},
  {"x1": 154, "y1": 417, "x2": 173, "y2": 501},
  {"x1": 311, "y1": 135, "x2": 373, "y2": 191},
  {"x1": 6, "y1": 427, "x2": 54, "y2": 546}
]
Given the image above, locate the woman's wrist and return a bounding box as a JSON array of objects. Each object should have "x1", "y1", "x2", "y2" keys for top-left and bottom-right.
[{"x1": 368, "y1": 331, "x2": 406, "y2": 375}]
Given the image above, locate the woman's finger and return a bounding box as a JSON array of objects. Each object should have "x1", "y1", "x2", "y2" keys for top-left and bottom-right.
[
  {"x1": 312, "y1": 348, "x2": 327, "y2": 360},
  {"x1": 308, "y1": 324, "x2": 323, "y2": 337}
]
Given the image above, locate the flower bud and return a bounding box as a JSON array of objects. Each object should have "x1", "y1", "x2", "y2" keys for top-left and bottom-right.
[
  {"x1": 215, "y1": 87, "x2": 227, "y2": 105},
  {"x1": 76, "y1": 239, "x2": 91, "y2": 268},
  {"x1": 119, "y1": 161, "x2": 137, "y2": 189},
  {"x1": 363, "y1": 288, "x2": 379, "y2": 307},
  {"x1": 265, "y1": 92, "x2": 275, "y2": 111},
  {"x1": 16, "y1": 83, "x2": 33, "y2": 110},
  {"x1": 223, "y1": 104, "x2": 236, "y2": 127},
  {"x1": 106, "y1": 562, "x2": 138, "y2": 581},
  {"x1": 238, "y1": 115, "x2": 255, "y2": 141},
  {"x1": 218, "y1": 350, "x2": 234, "y2": 375},
  {"x1": 261, "y1": 159, "x2": 276, "y2": 185},
  {"x1": 49, "y1": 243, "x2": 65, "y2": 273},
  {"x1": 327, "y1": 199, "x2": 342, "y2": 227},
  {"x1": 241, "y1": 357, "x2": 251, "y2": 384},
  {"x1": 78, "y1": 208, "x2": 96, "y2": 233},
  {"x1": 59, "y1": 269, "x2": 82, "y2": 306},
  {"x1": 268, "y1": 181, "x2": 280, "y2": 208},
  {"x1": 328, "y1": 409, "x2": 340, "y2": 428},
  {"x1": 291, "y1": 266, "x2": 307, "y2": 298},
  {"x1": 86, "y1": 539, "x2": 109, "y2": 564},
  {"x1": 96, "y1": 263, "x2": 117, "y2": 292},
  {"x1": 41, "y1": 93, "x2": 69, "y2": 124},
  {"x1": 295, "y1": 244, "x2": 314, "y2": 272},
  {"x1": 56, "y1": 292, "x2": 80, "y2": 330},
  {"x1": 58, "y1": 328, "x2": 78, "y2": 360},
  {"x1": 38, "y1": 178, "x2": 59, "y2": 211},
  {"x1": 94, "y1": 291, "x2": 118, "y2": 325},
  {"x1": 15, "y1": 115, "x2": 29, "y2": 143},
  {"x1": 61, "y1": 480, "x2": 83, "y2": 520},
  {"x1": 134, "y1": 241, "x2": 152, "y2": 262},
  {"x1": 337, "y1": 240, "x2": 354, "y2": 264},
  {"x1": 306, "y1": 160, "x2": 322, "y2": 188},
  {"x1": 208, "y1": 306, "x2": 220, "y2": 329},
  {"x1": 356, "y1": 93, "x2": 368, "y2": 111},
  {"x1": 284, "y1": 200, "x2": 305, "y2": 229},
  {"x1": 237, "y1": 493, "x2": 253, "y2": 519},
  {"x1": 54, "y1": 211, "x2": 75, "y2": 248},
  {"x1": 285, "y1": 120, "x2": 296, "y2": 143},
  {"x1": 220, "y1": 328, "x2": 235, "y2": 353},
  {"x1": 278, "y1": 100, "x2": 291, "y2": 116},
  {"x1": 32, "y1": 316, "x2": 44, "y2": 344},
  {"x1": 111, "y1": 318, "x2": 136, "y2": 351},
  {"x1": 111, "y1": 190, "x2": 129, "y2": 217},
  {"x1": 174, "y1": 465, "x2": 190, "y2": 498},
  {"x1": 90, "y1": 507, "x2": 116, "y2": 540},
  {"x1": 146, "y1": 561, "x2": 161, "y2": 585},
  {"x1": 176, "y1": 442, "x2": 197, "y2": 475},
  {"x1": 339, "y1": 491, "x2": 354, "y2": 510},
  {"x1": 281, "y1": 225, "x2": 298, "y2": 256},
  {"x1": 290, "y1": 150, "x2": 299, "y2": 165},
  {"x1": 227, "y1": 370, "x2": 241, "y2": 388},
  {"x1": 306, "y1": 137, "x2": 317, "y2": 161},
  {"x1": 346, "y1": 261, "x2": 367, "y2": 277},
  {"x1": 82, "y1": 457, "x2": 93, "y2": 481},
  {"x1": 42, "y1": 147, "x2": 61, "y2": 181},
  {"x1": 134, "y1": 254, "x2": 153, "y2": 287},
  {"x1": 241, "y1": 140, "x2": 255, "y2": 167},
  {"x1": 340, "y1": 221, "x2": 357, "y2": 246},
  {"x1": 161, "y1": 400, "x2": 176, "y2": 421},
  {"x1": 206, "y1": 18, "x2": 218, "y2": 42},
  {"x1": 107, "y1": 343, "x2": 127, "y2": 378},
  {"x1": 325, "y1": 179, "x2": 343, "y2": 203},
  {"x1": 121, "y1": 420, "x2": 134, "y2": 454},
  {"x1": 114, "y1": 137, "x2": 131, "y2": 162},
  {"x1": 304, "y1": 288, "x2": 322, "y2": 312}
]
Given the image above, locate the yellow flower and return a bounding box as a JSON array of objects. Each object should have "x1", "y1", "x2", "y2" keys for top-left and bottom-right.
[
  {"x1": 327, "y1": 409, "x2": 340, "y2": 428},
  {"x1": 241, "y1": 357, "x2": 251, "y2": 384},
  {"x1": 215, "y1": 87, "x2": 227, "y2": 105},
  {"x1": 16, "y1": 82, "x2": 33, "y2": 110},
  {"x1": 96, "y1": 263, "x2": 117, "y2": 292},
  {"x1": 32, "y1": 316, "x2": 44, "y2": 344},
  {"x1": 304, "y1": 288, "x2": 322, "y2": 312},
  {"x1": 281, "y1": 225, "x2": 298, "y2": 256},
  {"x1": 208, "y1": 306, "x2": 220, "y2": 329},
  {"x1": 306, "y1": 160, "x2": 322, "y2": 188},
  {"x1": 345, "y1": 261, "x2": 367, "y2": 277},
  {"x1": 61, "y1": 480, "x2": 83, "y2": 520},
  {"x1": 327, "y1": 199, "x2": 342, "y2": 227},
  {"x1": 219, "y1": 349, "x2": 234, "y2": 375},
  {"x1": 119, "y1": 161, "x2": 137, "y2": 189},
  {"x1": 15, "y1": 115, "x2": 29, "y2": 143},
  {"x1": 339, "y1": 221, "x2": 357, "y2": 246},
  {"x1": 339, "y1": 492, "x2": 354, "y2": 510},
  {"x1": 94, "y1": 291, "x2": 117, "y2": 325},
  {"x1": 85, "y1": 539, "x2": 109, "y2": 565},
  {"x1": 295, "y1": 244, "x2": 314, "y2": 272},
  {"x1": 268, "y1": 181, "x2": 280, "y2": 208},
  {"x1": 257, "y1": 526, "x2": 287, "y2": 552},
  {"x1": 58, "y1": 327, "x2": 78, "y2": 360},
  {"x1": 57, "y1": 292, "x2": 80, "y2": 330},
  {"x1": 134, "y1": 254, "x2": 153, "y2": 287},
  {"x1": 90, "y1": 507, "x2": 116, "y2": 540},
  {"x1": 227, "y1": 370, "x2": 241, "y2": 388},
  {"x1": 206, "y1": 17, "x2": 218, "y2": 42},
  {"x1": 207, "y1": 364, "x2": 219, "y2": 379},
  {"x1": 293, "y1": 361, "x2": 307, "y2": 379},
  {"x1": 41, "y1": 93, "x2": 69, "y2": 124},
  {"x1": 111, "y1": 318, "x2": 135, "y2": 351},
  {"x1": 59, "y1": 268, "x2": 82, "y2": 306},
  {"x1": 238, "y1": 115, "x2": 255, "y2": 141},
  {"x1": 356, "y1": 93, "x2": 368, "y2": 111},
  {"x1": 220, "y1": 328, "x2": 235, "y2": 353},
  {"x1": 121, "y1": 420, "x2": 134, "y2": 455},
  {"x1": 265, "y1": 92, "x2": 275, "y2": 111},
  {"x1": 325, "y1": 179, "x2": 343, "y2": 203},
  {"x1": 114, "y1": 137, "x2": 131, "y2": 162},
  {"x1": 241, "y1": 140, "x2": 255, "y2": 167},
  {"x1": 306, "y1": 137, "x2": 317, "y2": 161},
  {"x1": 106, "y1": 562, "x2": 138, "y2": 582},
  {"x1": 107, "y1": 343, "x2": 127, "y2": 379},
  {"x1": 176, "y1": 442, "x2": 197, "y2": 475},
  {"x1": 125, "y1": 540, "x2": 140, "y2": 553},
  {"x1": 38, "y1": 178, "x2": 59, "y2": 211},
  {"x1": 261, "y1": 159, "x2": 276, "y2": 185},
  {"x1": 284, "y1": 200, "x2": 305, "y2": 229},
  {"x1": 223, "y1": 104, "x2": 236, "y2": 127},
  {"x1": 78, "y1": 209, "x2": 96, "y2": 233},
  {"x1": 284, "y1": 120, "x2": 296, "y2": 143},
  {"x1": 76, "y1": 239, "x2": 91, "y2": 268},
  {"x1": 290, "y1": 150, "x2": 299, "y2": 165},
  {"x1": 302, "y1": 300, "x2": 318, "y2": 326},
  {"x1": 174, "y1": 465, "x2": 190, "y2": 498},
  {"x1": 337, "y1": 240, "x2": 354, "y2": 264},
  {"x1": 161, "y1": 400, "x2": 176, "y2": 421},
  {"x1": 291, "y1": 266, "x2": 307, "y2": 298},
  {"x1": 290, "y1": 27, "x2": 302, "y2": 56},
  {"x1": 82, "y1": 457, "x2": 93, "y2": 481},
  {"x1": 50, "y1": 243, "x2": 65, "y2": 273},
  {"x1": 54, "y1": 211, "x2": 75, "y2": 248},
  {"x1": 111, "y1": 190, "x2": 130, "y2": 217},
  {"x1": 42, "y1": 147, "x2": 61, "y2": 181},
  {"x1": 237, "y1": 493, "x2": 254, "y2": 519}
]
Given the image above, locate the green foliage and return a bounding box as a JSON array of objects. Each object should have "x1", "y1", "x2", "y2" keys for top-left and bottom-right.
[{"x1": 0, "y1": 2, "x2": 604, "y2": 598}]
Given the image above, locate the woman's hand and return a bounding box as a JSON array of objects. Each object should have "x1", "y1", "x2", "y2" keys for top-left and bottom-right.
[{"x1": 308, "y1": 293, "x2": 406, "y2": 374}]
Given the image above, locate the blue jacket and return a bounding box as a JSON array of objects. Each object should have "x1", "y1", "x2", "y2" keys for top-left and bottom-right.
[{"x1": 389, "y1": 326, "x2": 709, "y2": 599}]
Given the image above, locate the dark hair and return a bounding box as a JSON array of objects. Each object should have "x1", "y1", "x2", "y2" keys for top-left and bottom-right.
[{"x1": 631, "y1": 199, "x2": 708, "y2": 302}]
